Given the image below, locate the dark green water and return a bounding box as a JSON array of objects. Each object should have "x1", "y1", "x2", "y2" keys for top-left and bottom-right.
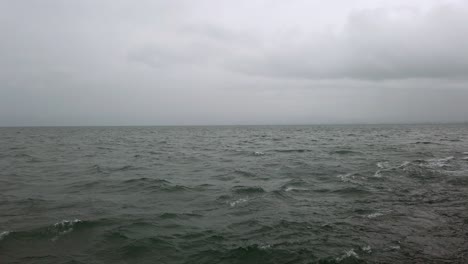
[{"x1": 1, "y1": 125, "x2": 468, "y2": 263}]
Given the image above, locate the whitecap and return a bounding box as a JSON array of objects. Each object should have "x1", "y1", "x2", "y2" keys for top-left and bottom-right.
[
  {"x1": 54, "y1": 219, "x2": 82, "y2": 228},
  {"x1": 337, "y1": 173, "x2": 355, "y2": 182},
  {"x1": 376, "y1": 161, "x2": 390, "y2": 169},
  {"x1": 373, "y1": 170, "x2": 382, "y2": 177},
  {"x1": 253, "y1": 151, "x2": 265, "y2": 156},
  {"x1": 427, "y1": 156, "x2": 454, "y2": 168},
  {"x1": 284, "y1": 186, "x2": 307, "y2": 192},
  {"x1": 389, "y1": 245, "x2": 400, "y2": 250},
  {"x1": 259, "y1": 244, "x2": 271, "y2": 250},
  {"x1": 336, "y1": 249, "x2": 359, "y2": 261},
  {"x1": 0, "y1": 231, "x2": 10, "y2": 241},
  {"x1": 361, "y1": 245, "x2": 372, "y2": 254},
  {"x1": 398, "y1": 161, "x2": 411, "y2": 168},
  {"x1": 439, "y1": 156, "x2": 454, "y2": 162},
  {"x1": 366, "y1": 212, "x2": 384, "y2": 219},
  {"x1": 229, "y1": 198, "x2": 248, "y2": 207},
  {"x1": 51, "y1": 219, "x2": 82, "y2": 241}
]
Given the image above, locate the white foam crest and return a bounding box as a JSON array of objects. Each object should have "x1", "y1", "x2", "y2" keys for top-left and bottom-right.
[
  {"x1": 0, "y1": 231, "x2": 10, "y2": 240},
  {"x1": 253, "y1": 151, "x2": 265, "y2": 156},
  {"x1": 51, "y1": 219, "x2": 82, "y2": 241},
  {"x1": 398, "y1": 161, "x2": 411, "y2": 168},
  {"x1": 374, "y1": 161, "x2": 411, "y2": 177},
  {"x1": 259, "y1": 244, "x2": 271, "y2": 249},
  {"x1": 361, "y1": 245, "x2": 372, "y2": 254},
  {"x1": 229, "y1": 198, "x2": 248, "y2": 207},
  {"x1": 54, "y1": 219, "x2": 82, "y2": 227},
  {"x1": 376, "y1": 161, "x2": 390, "y2": 169},
  {"x1": 390, "y1": 245, "x2": 401, "y2": 250},
  {"x1": 285, "y1": 186, "x2": 307, "y2": 192},
  {"x1": 366, "y1": 212, "x2": 384, "y2": 219},
  {"x1": 337, "y1": 173, "x2": 355, "y2": 182},
  {"x1": 427, "y1": 156, "x2": 454, "y2": 168},
  {"x1": 336, "y1": 249, "x2": 359, "y2": 262}
]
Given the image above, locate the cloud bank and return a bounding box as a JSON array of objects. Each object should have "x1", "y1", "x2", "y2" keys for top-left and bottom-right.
[{"x1": 1, "y1": 0, "x2": 468, "y2": 125}]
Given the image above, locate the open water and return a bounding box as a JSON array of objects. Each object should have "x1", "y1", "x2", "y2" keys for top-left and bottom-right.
[{"x1": 1, "y1": 125, "x2": 468, "y2": 263}]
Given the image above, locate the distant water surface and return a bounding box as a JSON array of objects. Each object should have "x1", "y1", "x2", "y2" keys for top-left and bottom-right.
[{"x1": 1, "y1": 125, "x2": 468, "y2": 263}]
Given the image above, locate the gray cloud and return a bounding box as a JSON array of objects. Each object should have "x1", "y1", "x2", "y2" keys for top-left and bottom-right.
[
  {"x1": 1, "y1": 0, "x2": 468, "y2": 126},
  {"x1": 234, "y1": 4, "x2": 468, "y2": 80},
  {"x1": 128, "y1": 3, "x2": 468, "y2": 80}
]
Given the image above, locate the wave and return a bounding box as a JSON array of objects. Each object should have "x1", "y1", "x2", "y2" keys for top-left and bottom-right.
[
  {"x1": 376, "y1": 161, "x2": 390, "y2": 169},
  {"x1": 233, "y1": 169, "x2": 257, "y2": 178},
  {"x1": 440, "y1": 138, "x2": 462, "y2": 142},
  {"x1": 2, "y1": 218, "x2": 112, "y2": 242},
  {"x1": 446, "y1": 176, "x2": 468, "y2": 186},
  {"x1": 373, "y1": 170, "x2": 383, "y2": 177},
  {"x1": 337, "y1": 172, "x2": 367, "y2": 183},
  {"x1": 336, "y1": 249, "x2": 360, "y2": 262},
  {"x1": 337, "y1": 173, "x2": 357, "y2": 183},
  {"x1": 189, "y1": 244, "x2": 313, "y2": 264},
  {"x1": 1, "y1": 219, "x2": 89, "y2": 242},
  {"x1": 331, "y1": 150, "x2": 361, "y2": 155},
  {"x1": 14, "y1": 153, "x2": 41, "y2": 162},
  {"x1": 50, "y1": 219, "x2": 83, "y2": 241},
  {"x1": 332, "y1": 186, "x2": 370, "y2": 195},
  {"x1": 361, "y1": 245, "x2": 372, "y2": 254},
  {"x1": 366, "y1": 212, "x2": 384, "y2": 219},
  {"x1": 374, "y1": 156, "x2": 455, "y2": 178},
  {"x1": 115, "y1": 236, "x2": 179, "y2": 260},
  {"x1": 280, "y1": 178, "x2": 308, "y2": 189},
  {"x1": 89, "y1": 164, "x2": 109, "y2": 174},
  {"x1": 159, "y1": 212, "x2": 203, "y2": 220},
  {"x1": 67, "y1": 178, "x2": 188, "y2": 193},
  {"x1": 231, "y1": 186, "x2": 265, "y2": 195},
  {"x1": 119, "y1": 178, "x2": 190, "y2": 192},
  {"x1": 229, "y1": 198, "x2": 248, "y2": 207},
  {"x1": 274, "y1": 149, "x2": 312, "y2": 153},
  {"x1": 65, "y1": 180, "x2": 106, "y2": 191},
  {"x1": 0, "y1": 231, "x2": 10, "y2": 241},
  {"x1": 283, "y1": 186, "x2": 308, "y2": 192},
  {"x1": 114, "y1": 165, "x2": 139, "y2": 172},
  {"x1": 425, "y1": 156, "x2": 454, "y2": 168},
  {"x1": 122, "y1": 177, "x2": 170, "y2": 185},
  {"x1": 88, "y1": 164, "x2": 141, "y2": 174},
  {"x1": 414, "y1": 141, "x2": 442, "y2": 145},
  {"x1": 189, "y1": 244, "x2": 367, "y2": 264}
]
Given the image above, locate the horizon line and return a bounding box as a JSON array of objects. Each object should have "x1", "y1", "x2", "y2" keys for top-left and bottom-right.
[{"x1": 1, "y1": 121, "x2": 468, "y2": 128}]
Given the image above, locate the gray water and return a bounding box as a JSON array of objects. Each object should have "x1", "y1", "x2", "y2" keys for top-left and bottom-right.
[{"x1": 1, "y1": 125, "x2": 468, "y2": 263}]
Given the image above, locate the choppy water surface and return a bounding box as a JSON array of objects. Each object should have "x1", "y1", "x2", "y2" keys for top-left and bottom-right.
[{"x1": 1, "y1": 125, "x2": 468, "y2": 264}]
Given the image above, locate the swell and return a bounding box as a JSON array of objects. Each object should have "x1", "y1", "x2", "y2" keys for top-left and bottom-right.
[
  {"x1": 330, "y1": 149, "x2": 362, "y2": 155},
  {"x1": 66, "y1": 178, "x2": 191, "y2": 193},
  {"x1": 231, "y1": 186, "x2": 266, "y2": 195},
  {"x1": 273, "y1": 149, "x2": 313, "y2": 153},
  {"x1": 188, "y1": 244, "x2": 365, "y2": 264},
  {"x1": 0, "y1": 218, "x2": 111, "y2": 242}
]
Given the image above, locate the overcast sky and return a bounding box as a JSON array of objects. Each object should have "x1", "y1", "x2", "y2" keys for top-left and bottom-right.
[{"x1": 1, "y1": 0, "x2": 468, "y2": 126}]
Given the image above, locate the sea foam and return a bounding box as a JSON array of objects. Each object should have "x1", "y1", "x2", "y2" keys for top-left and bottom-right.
[{"x1": 0, "y1": 231, "x2": 10, "y2": 241}]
